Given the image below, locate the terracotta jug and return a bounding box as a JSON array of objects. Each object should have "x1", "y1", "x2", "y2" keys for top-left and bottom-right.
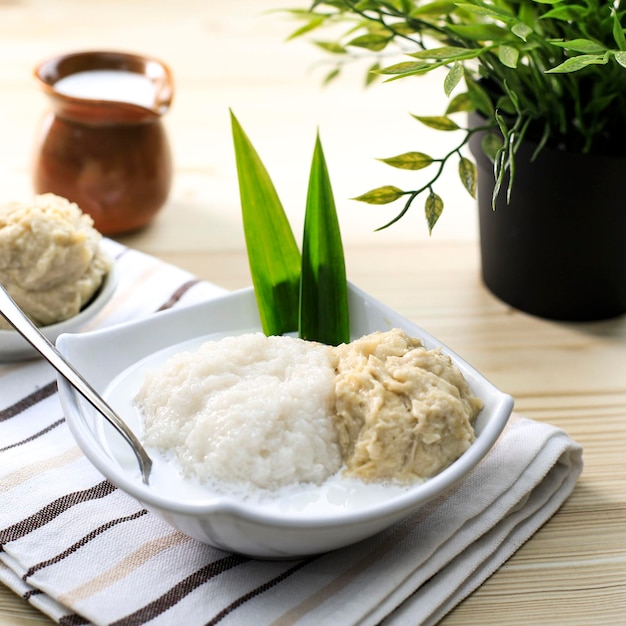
[{"x1": 33, "y1": 50, "x2": 174, "y2": 235}]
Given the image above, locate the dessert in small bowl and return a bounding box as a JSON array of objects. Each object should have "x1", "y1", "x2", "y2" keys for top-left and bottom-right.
[
  {"x1": 56, "y1": 283, "x2": 514, "y2": 559},
  {"x1": 0, "y1": 193, "x2": 116, "y2": 361}
]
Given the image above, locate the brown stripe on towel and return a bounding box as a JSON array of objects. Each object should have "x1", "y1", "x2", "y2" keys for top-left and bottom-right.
[
  {"x1": 0, "y1": 446, "x2": 83, "y2": 495},
  {"x1": 156, "y1": 279, "x2": 201, "y2": 312},
  {"x1": 109, "y1": 554, "x2": 249, "y2": 626},
  {"x1": 59, "y1": 614, "x2": 91, "y2": 625},
  {"x1": 0, "y1": 381, "x2": 57, "y2": 422},
  {"x1": 22, "y1": 509, "x2": 149, "y2": 581},
  {"x1": 205, "y1": 558, "x2": 316, "y2": 626},
  {"x1": 59, "y1": 531, "x2": 194, "y2": 605},
  {"x1": 0, "y1": 480, "x2": 116, "y2": 546},
  {"x1": 0, "y1": 417, "x2": 65, "y2": 453}
]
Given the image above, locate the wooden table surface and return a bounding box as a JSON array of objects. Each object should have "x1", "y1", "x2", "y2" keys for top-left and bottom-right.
[{"x1": 1, "y1": 1, "x2": 625, "y2": 624}]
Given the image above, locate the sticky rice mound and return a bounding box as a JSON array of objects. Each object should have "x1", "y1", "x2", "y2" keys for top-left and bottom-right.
[{"x1": 136, "y1": 333, "x2": 341, "y2": 491}]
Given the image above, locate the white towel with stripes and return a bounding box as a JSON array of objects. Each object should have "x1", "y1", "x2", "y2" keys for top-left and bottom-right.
[{"x1": 0, "y1": 240, "x2": 583, "y2": 626}]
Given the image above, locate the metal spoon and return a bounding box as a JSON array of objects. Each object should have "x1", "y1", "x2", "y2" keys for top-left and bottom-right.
[{"x1": 0, "y1": 284, "x2": 152, "y2": 484}]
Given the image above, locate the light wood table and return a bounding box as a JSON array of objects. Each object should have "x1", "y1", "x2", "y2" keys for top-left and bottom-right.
[{"x1": 1, "y1": 1, "x2": 625, "y2": 624}]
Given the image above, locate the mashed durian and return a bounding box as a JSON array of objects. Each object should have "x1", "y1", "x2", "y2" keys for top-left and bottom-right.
[{"x1": 0, "y1": 193, "x2": 111, "y2": 328}]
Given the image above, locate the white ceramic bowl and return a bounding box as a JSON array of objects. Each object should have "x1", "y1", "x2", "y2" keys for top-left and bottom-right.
[
  {"x1": 56, "y1": 283, "x2": 514, "y2": 559},
  {"x1": 0, "y1": 263, "x2": 118, "y2": 361}
]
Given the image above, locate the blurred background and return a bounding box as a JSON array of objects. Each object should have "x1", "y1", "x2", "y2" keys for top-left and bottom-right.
[{"x1": 0, "y1": 0, "x2": 477, "y2": 263}]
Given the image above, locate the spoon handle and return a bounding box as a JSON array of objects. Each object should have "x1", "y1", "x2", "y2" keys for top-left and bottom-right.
[{"x1": 0, "y1": 285, "x2": 152, "y2": 484}]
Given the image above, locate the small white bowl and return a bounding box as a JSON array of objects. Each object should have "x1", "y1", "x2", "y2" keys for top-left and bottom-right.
[
  {"x1": 0, "y1": 262, "x2": 118, "y2": 361},
  {"x1": 56, "y1": 283, "x2": 514, "y2": 559}
]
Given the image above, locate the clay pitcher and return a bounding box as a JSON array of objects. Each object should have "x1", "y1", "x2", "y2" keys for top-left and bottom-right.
[{"x1": 33, "y1": 50, "x2": 174, "y2": 235}]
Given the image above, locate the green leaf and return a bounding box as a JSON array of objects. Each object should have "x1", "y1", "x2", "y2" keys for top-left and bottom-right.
[
  {"x1": 353, "y1": 185, "x2": 405, "y2": 204},
  {"x1": 481, "y1": 132, "x2": 503, "y2": 161},
  {"x1": 499, "y1": 44, "x2": 519, "y2": 68},
  {"x1": 613, "y1": 9, "x2": 626, "y2": 51},
  {"x1": 410, "y1": 0, "x2": 458, "y2": 17},
  {"x1": 377, "y1": 152, "x2": 434, "y2": 170},
  {"x1": 346, "y1": 33, "x2": 390, "y2": 51},
  {"x1": 446, "y1": 92, "x2": 473, "y2": 113},
  {"x1": 412, "y1": 115, "x2": 460, "y2": 130},
  {"x1": 458, "y1": 156, "x2": 477, "y2": 198},
  {"x1": 314, "y1": 40, "x2": 347, "y2": 54},
  {"x1": 444, "y1": 62, "x2": 464, "y2": 96},
  {"x1": 495, "y1": 95, "x2": 517, "y2": 115},
  {"x1": 323, "y1": 67, "x2": 341, "y2": 85},
  {"x1": 230, "y1": 111, "x2": 301, "y2": 336},
  {"x1": 299, "y1": 133, "x2": 350, "y2": 346},
  {"x1": 511, "y1": 22, "x2": 533, "y2": 41},
  {"x1": 547, "y1": 53, "x2": 610, "y2": 73},
  {"x1": 540, "y1": 5, "x2": 586, "y2": 21},
  {"x1": 425, "y1": 190, "x2": 444, "y2": 234},
  {"x1": 365, "y1": 61, "x2": 381, "y2": 86},
  {"x1": 550, "y1": 39, "x2": 607, "y2": 54},
  {"x1": 285, "y1": 15, "x2": 327, "y2": 41},
  {"x1": 466, "y1": 77, "x2": 494, "y2": 117},
  {"x1": 410, "y1": 46, "x2": 482, "y2": 62},
  {"x1": 455, "y1": 3, "x2": 515, "y2": 21},
  {"x1": 446, "y1": 23, "x2": 508, "y2": 41},
  {"x1": 614, "y1": 50, "x2": 626, "y2": 68},
  {"x1": 378, "y1": 60, "x2": 432, "y2": 75}
]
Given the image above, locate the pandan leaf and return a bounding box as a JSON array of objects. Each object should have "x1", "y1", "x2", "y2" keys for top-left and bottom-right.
[
  {"x1": 299, "y1": 133, "x2": 350, "y2": 346},
  {"x1": 378, "y1": 152, "x2": 434, "y2": 170},
  {"x1": 230, "y1": 111, "x2": 301, "y2": 336},
  {"x1": 353, "y1": 185, "x2": 405, "y2": 204}
]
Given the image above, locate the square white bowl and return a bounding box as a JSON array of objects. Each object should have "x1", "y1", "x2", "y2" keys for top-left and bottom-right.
[{"x1": 56, "y1": 282, "x2": 514, "y2": 558}]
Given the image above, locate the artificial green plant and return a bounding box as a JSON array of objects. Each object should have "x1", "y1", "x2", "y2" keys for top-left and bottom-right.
[{"x1": 283, "y1": 0, "x2": 626, "y2": 231}]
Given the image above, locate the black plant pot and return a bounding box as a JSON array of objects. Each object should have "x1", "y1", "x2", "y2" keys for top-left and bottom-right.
[{"x1": 468, "y1": 116, "x2": 626, "y2": 321}]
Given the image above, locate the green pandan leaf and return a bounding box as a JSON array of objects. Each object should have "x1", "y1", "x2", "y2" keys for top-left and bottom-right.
[
  {"x1": 230, "y1": 110, "x2": 301, "y2": 336},
  {"x1": 299, "y1": 133, "x2": 350, "y2": 346}
]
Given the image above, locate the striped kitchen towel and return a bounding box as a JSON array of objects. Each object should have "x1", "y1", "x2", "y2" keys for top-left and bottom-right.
[{"x1": 0, "y1": 241, "x2": 583, "y2": 626}]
